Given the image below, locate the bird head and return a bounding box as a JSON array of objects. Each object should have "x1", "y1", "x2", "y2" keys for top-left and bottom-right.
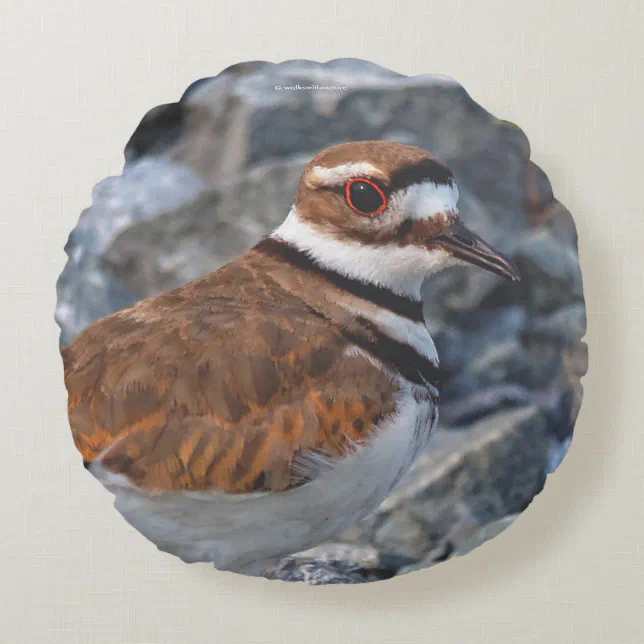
[{"x1": 273, "y1": 140, "x2": 520, "y2": 300}]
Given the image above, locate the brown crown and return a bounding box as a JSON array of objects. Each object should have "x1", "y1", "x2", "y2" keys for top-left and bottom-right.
[{"x1": 294, "y1": 141, "x2": 455, "y2": 245}]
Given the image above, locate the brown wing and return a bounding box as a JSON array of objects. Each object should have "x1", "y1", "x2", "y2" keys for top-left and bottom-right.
[{"x1": 62, "y1": 263, "x2": 397, "y2": 494}]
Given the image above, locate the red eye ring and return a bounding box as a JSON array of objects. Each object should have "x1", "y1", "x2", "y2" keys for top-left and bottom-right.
[{"x1": 345, "y1": 178, "x2": 387, "y2": 216}]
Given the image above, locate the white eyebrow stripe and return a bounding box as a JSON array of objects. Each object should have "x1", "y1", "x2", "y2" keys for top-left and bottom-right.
[
  {"x1": 401, "y1": 181, "x2": 460, "y2": 220},
  {"x1": 305, "y1": 162, "x2": 387, "y2": 188}
]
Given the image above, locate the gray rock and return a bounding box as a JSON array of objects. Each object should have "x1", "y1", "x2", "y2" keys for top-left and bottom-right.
[
  {"x1": 262, "y1": 557, "x2": 389, "y2": 585},
  {"x1": 541, "y1": 200, "x2": 579, "y2": 250},
  {"x1": 439, "y1": 383, "x2": 533, "y2": 427},
  {"x1": 103, "y1": 156, "x2": 308, "y2": 299},
  {"x1": 513, "y1": 229, "x2": 585, "y2": 314},
  {"x1": 296, "y1": 542, "x2": 382, "y2": 569},
  {"x1": 527, "y1": 303, "x2": 587, "y2": 346},
  {"x1": 373, "y1": 510, "x2": 430, "y2": 560},
  {"x1": 452, "y1": 513, "x2": 520, "y2": 556},
  {"x1": 332, "y1": 406, "x2": 549, "y2": 566},
  {"x1": 397, "y1": 514, "x2": 520, "y2": 575},
  {"x1": 55, "y1": 158, "x2": 207, "y2": 346}
]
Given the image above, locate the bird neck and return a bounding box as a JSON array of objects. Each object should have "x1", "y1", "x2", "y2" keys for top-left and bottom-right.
[
  {"x1": 254, "y1": 236, "x2": 425, "y2": 325},
  {"x1": 252, "y1": 235, "x2": 440, "y2": 375},
  {"x1": 270, "y1": 208, "x2": 432, "y2": 301}
]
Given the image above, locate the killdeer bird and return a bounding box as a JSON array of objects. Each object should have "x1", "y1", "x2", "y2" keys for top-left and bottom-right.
[{"x1": 62, "y1": 141, "x2": 519, "y2": 575}]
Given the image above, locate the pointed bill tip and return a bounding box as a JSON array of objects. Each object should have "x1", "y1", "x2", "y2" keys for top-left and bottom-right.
[{"x1": 434, "y1": 221, "x2": 521, "y2": 282}]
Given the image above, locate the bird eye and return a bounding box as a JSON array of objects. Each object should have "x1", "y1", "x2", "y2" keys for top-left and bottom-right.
[{"x1": 345, "y1": 179, "x2": 387, "y2": 215}]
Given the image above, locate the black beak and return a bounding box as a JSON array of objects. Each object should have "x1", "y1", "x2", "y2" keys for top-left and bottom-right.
[{"x1": 434, "y1": 220, "x2": 521, "y2": 282}]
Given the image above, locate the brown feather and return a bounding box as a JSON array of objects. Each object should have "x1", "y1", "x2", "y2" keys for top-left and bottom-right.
[{"x1": 62, "y1": 248, "x2": 399, "y2": 493}]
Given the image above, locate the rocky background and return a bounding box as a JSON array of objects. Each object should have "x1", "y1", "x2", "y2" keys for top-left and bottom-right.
[{"x1": 55, "y1": 59, "x2": 587, "y2": 584}]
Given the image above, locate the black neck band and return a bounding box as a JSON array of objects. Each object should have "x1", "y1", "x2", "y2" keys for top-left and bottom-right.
[{"x1": 255, "y1": 237, "x2": 425, "y2": 324}]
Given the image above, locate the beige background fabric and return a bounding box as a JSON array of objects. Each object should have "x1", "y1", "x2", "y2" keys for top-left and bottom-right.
[{"x1": 1, "y1": 1, "x2": 642, "y2": 642}]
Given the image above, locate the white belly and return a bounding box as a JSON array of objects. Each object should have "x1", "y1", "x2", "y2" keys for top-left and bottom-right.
[{"x1": 94, "y1": 386, "x2": 438, "y2": 575}]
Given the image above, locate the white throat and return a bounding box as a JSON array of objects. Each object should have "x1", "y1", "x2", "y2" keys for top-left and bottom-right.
[{"x1": 271, "y1": 207, "x2": 453, "y2": 300}]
